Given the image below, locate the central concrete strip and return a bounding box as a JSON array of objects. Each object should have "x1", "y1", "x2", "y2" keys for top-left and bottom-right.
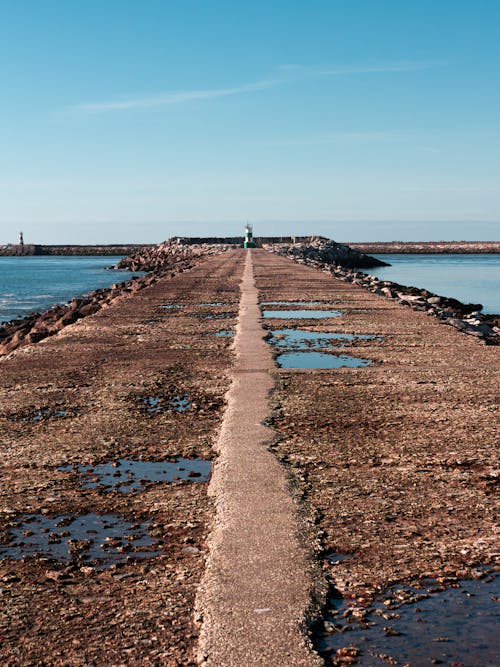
[{"x1": 196, "y1": 250, "x2": 322, "y2": 666}]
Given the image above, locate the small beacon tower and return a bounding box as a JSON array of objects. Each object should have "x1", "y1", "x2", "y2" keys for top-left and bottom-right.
[
  {"x1": 244, "y1": 223, "x2": 255, "y2": 248},
  {"x1": 19, "y1": 231, "x2": 24, "y2": 254}
]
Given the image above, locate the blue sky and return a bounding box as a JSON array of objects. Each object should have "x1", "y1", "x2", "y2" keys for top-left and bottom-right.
[{"x1": 1, "y1": 0, "x2": 499, "y2": 243}]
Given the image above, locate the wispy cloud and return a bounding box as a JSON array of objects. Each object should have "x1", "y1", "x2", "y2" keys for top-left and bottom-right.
[
  {"x1": 278, "y1": 61, "x2": 441, "y2": 77},
  {"x1": 72, "y1": 79, "x2": 276, "y2": 113},
  {"x1": 71, "y1": 60, "x2": 442, "y2": 114}
]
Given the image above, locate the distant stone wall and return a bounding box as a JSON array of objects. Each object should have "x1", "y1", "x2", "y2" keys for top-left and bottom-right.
[
  {"x1": 0, "y1": 244, "x2": 154, "y2": 256},
  {"x1": 348, "y1": 241, "x2": 500, "y2": 254},
  {"x1": 173, "y1": 235, "x2": 321, "y2": 247}
]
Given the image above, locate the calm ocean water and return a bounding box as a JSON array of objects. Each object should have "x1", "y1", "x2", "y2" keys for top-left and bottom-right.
[
  {"x1": 1, "y1": 253, "x2": 499, "y2": 325},
  {"x1": 369, "y1": 254, "x2": 500, "y2": 314},
  {"x1": 0, "y1": 256, "x2": 143, "y2": 324}
]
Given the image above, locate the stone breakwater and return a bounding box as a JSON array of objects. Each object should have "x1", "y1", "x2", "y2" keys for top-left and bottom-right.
[
  {"x1": 348, "y1": 240, "x2": 500, "y2": 254},
  {"x1": 265, "y1": 246, "x2": 500, "y2": 345},
  {"x1": 114, "y1": 238, "x2": 230, "y2": 272},
  {"x1": 263, "y1": 237, "x2": 389, "y2": 268},
  {"x1": 0, "y1": 244, "x2": 154, "y2": 256},
  {"x1": 0, "y1": 241, "x2": 229, "y2": 356}
]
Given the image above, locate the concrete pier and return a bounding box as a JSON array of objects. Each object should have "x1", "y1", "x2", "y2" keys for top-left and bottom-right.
[{"x1": 0, "y1": 248, "x2": 498, "y2": 665}]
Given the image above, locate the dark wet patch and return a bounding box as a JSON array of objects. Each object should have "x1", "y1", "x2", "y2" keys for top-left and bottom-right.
[
  {"x1": 214, "y1": 330, "x2": 234, "y2": 337},
  {"x1": 268, "y1": 329, "x2": 380, "y2": 351},
  {"x1": 317, "y1": 571, "x2": 499, "y2": 666},
  {"x1": 137, "y1": 394, "x2": 190, "y2": 414},
  {"x1": 276, "y1": 351, "x2": 371, "y2": 369},
  {"x1": 10, "y1": 406, "x2": 83, "y2": 424},
  {"x1": 262, "y1": 309, "x2": 342, "y2": 319},
  {"x1": 197, "y1": 302, "x2": 224, "y2": 307},
  {"x1": 0, "y1": 513, "x2": 162, "y2": 567},
  {"x1": 261, "y1": 301, "x2": 324, "y2": 306},
  {"x1": 59, "y1": 458, "x2": 211, "y2": 493},
  {"x1": 193, "y1": 312, "x2": 234, "y2": 320},
  {"x1": 325, "y1": 552, "x2": 354, "y2": 565}
]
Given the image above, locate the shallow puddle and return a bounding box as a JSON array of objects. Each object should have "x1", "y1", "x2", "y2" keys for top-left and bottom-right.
[
  {"x1": 12, "y1": 407, "x2": 82, "y2": 424},
  {"x1": 59, "y1": 458, "x2": 211, "y2": 492},
  {"x1": 194, "y1": 312, "x2": 234, "y2": 320},
  {"x1": 197, "y1": 302, "x2": 224, "y2": 306},
  {"x1": 276, "y1": 351, "x2": 371, "y2": 369},
  {"x1": 0, "y1": 513, "x2": 161, "y2": 566},
  {"x1": 138, "y1": 394, "x2": 190, "y2": 414},
  {"x1": 262, "y1": 309, "x2": 342, "y2": 319},
  {"x1": 214, "y1": 330, "x2": 234, "y2": 337},
  {"x1": 317, "y1": 572, "x2": 500, "y2": 666},
  {"x1": 160, "y1": 304, "x2": 182, "y2": 310},
  {"x1": 261, "y1": 301, "x2": 324, "y2": 306},
  {"x1": 268, "y1": 329, "x2": 380, "y2": 350}
]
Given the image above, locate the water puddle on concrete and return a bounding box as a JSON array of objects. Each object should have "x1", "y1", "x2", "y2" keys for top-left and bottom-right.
[
  {"x1": 317, "y1": 572, "x2": 500, "y2": 666},
  {"x1": 262, "y1": 309, "x2": 342, "y2": 319},
  {"x1": 194, "y1": 312, "x2": 234, "y2": 320},
  {"x1": 138, "y1": 394, "x2": 190, "y2": 414},
  {"x1": 214, "y1": 330, "x2": 234, "y2": 337},
  {"x1": 268, "y1": 329, "x2": 380, "y2": 351},
  {"x1": 12, "y1": 407, "x2": 83, "y2": 424},
  {"x1": 276, "y1": 351, "x2": 371, "y2": 369},
  {"x1": 59, "y1": 458, "x2": 211, "y2": 492},
  {"x1": 261, "y1": 301, "x2": 324, "y2": 306},
  {"x1": 325, "y1": 552, "x2": 354, "y2": 565},
  {"x1": 0, "y1": 513, "x2": 162, "y2": 566}
]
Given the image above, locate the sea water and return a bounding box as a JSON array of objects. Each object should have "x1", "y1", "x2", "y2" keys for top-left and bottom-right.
[
  {"x1": 369, "y1": 254, "x2": 500, "y2": 314},
  {"x1": 0, "y1": 256, "x2": 143, "y2": 324}
]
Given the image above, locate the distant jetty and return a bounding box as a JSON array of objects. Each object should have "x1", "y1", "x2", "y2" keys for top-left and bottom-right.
[
  {"x1": 348, "y1": 241, "x2": 500, "y2": 254},
  {"x1": 1, "y1": 239, "x2": 498, "y2": 256},
  {"x1": 0, "y1": 243, "x2": 154, "y2": 256}
]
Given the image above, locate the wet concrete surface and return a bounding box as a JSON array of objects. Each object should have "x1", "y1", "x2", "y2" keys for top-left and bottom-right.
[
  {"x1": 137, "y1": 393, "x2": 191, "y2": 414},
  {"x1": 214, "y1": 329, "x2": 234, "y2": 337},
  {"x1": 252, "y1": 249, "x2": 499, "y2": 665},
  {"x1": 0, "y1": 249, "x2": 243, "y2": 665},
  {"x1": 317, "y1": 571, "x2": 499, "y2": 666},
  {"x1": 0, "y1": 513, "x2": 162, "y2": 566},
  {"x1": 263, "y1": 308, "x2": 343, "y2": 319},
  {"x1": 59, "y1": 457, "x2": 212, "y2": 492},
  {"x1": 276, "y1": 351, "x2": 372, "y2": 369},
  {"x1": 268, "y1": 328, "x2": 381, "y2": 350}
]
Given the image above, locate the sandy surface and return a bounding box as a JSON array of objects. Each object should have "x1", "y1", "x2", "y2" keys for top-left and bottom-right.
[{"x1": 0, "y1": 251, "x2": 243, "y2": 666}]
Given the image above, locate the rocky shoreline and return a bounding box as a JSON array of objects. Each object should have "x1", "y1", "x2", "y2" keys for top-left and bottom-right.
[
  {"x1": 0, "y1": 240, "x2": 230, "y2": 356},
  {"x1": 2, "y1": 235, "x2": 498, "y2": 358},
  {"x1": 265, "y1": 242, "x2": 500, "y2": 345},
  {"x1": 263, "y1": 237, "x2": 389, "y2": 268}
]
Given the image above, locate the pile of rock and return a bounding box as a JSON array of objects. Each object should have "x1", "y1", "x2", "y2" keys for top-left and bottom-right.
[
  {"x1": 263, "y1": 237, "x2": 389, "y2": 269},
  {"x1": 272, "y1": 249, "x2": 499, "y2": 345},
  {"x1": 115, "y1": 238, "x2": 230, "y2": 272}
]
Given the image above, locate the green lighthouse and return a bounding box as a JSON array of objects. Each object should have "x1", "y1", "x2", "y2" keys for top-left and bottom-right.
[{"x1": 244, "y1": 223, "x2": 255, "y2": 248}]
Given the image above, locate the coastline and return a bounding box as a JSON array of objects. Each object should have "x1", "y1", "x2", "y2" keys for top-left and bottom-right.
[
  {"x1": 2, "y1": 238, "x2": 498, "y2": 357},
  {"x1": 348, "y1": 241, "x2": 500, "y2": 254}
]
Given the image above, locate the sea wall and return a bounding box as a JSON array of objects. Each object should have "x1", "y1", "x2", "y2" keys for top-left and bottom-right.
[
  {"x1": 0, "y1": 244, "x2": 154, "y2": 256},
  {"x1": 263, "y1": 237, "x2": 389, "y2": 269},
  {"x1": 267, "y1": 247, "x2": 499, "y2": 344},
  {"x1": 348, "y1": 241, "x2": 500, "y2": 254}
]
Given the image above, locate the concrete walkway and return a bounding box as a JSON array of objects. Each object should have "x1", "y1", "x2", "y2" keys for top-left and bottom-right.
[{"x1": 196, "y1": 250, "x2": 321, "y2": 666}]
